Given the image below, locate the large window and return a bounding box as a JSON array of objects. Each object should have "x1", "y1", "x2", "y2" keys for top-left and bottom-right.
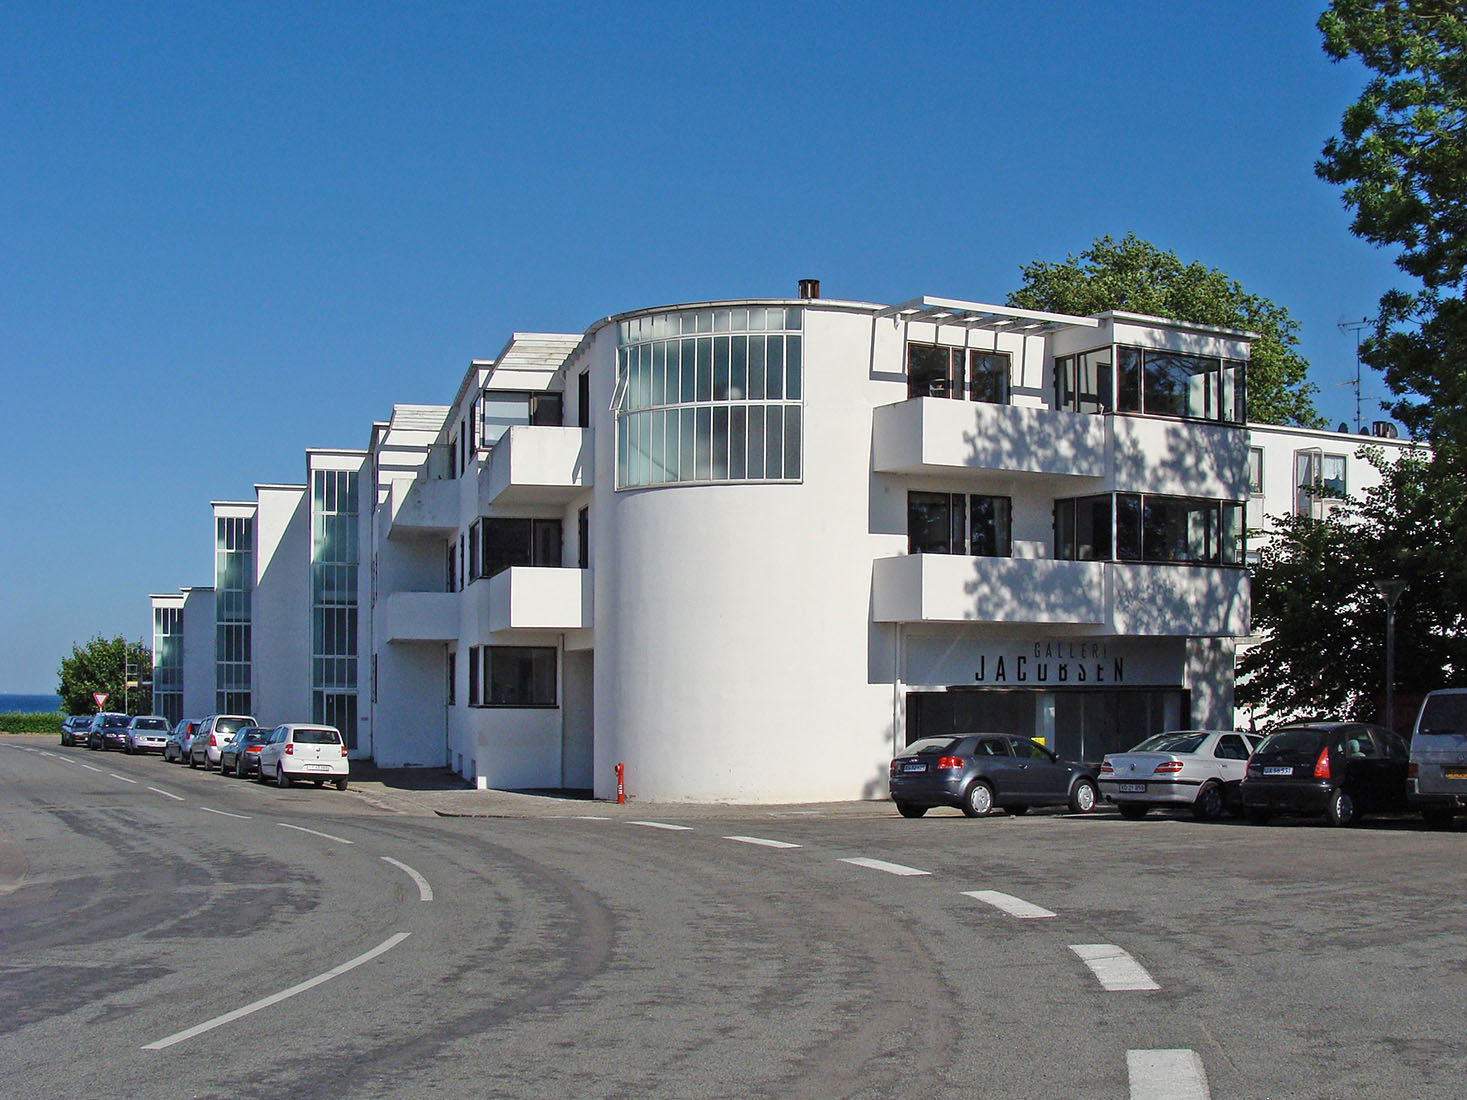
[
  {"x1": 479, "y1": 391, "x2": 563, "y2": 449},
  {"x1": 153, "y1": 606, "x2": 183, "y2": 725},
  {"x1": 1056, "y1": 345, "x2": 1245, "y2": 423},
  {"x1": 616, "y1": 307, "x2": 802, "y2": 488},
  {"x1": 469, "y1": 517, "x2": 563, "y2": 580},
  {"x1": 908, "y1": 492, "x2": 1012, "y2": 557},
  {"x1": 907, "y1": 343, "x2": 1011, "y2": 404},
  {"x1": 311, "y1": 468, "x2": 359, "y2": 747},
  {"x1": 215, "y1": 514, "x2": 252, "y2": 714},
  {"x1": 1057, "y1": 494, "x2": 1243, "y2": 565},
  {"x1": 470, "y1": 646, "x2": 557, "y2": 707},
  {"x1": 1294, "y1": 450, "x2": 1347, "y2": 518}
]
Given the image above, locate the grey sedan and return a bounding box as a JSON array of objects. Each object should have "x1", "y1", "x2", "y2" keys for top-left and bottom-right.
[{"x1": 889, "y1": 733, "x2": 1098, "y2": 818}]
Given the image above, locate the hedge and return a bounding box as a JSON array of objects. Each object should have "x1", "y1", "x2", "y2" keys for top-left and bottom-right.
[{"x1": 0, "y1": 712, "x2": 64, "y2": 735}]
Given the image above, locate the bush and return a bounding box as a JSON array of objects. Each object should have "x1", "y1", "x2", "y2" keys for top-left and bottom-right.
[{"x1": 0, "y1": 712, "x2": 64, "y2": 735}]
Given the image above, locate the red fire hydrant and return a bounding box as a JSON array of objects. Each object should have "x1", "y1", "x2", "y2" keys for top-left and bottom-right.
[{"x1": 615, "y1": 762, "x2": 625, "y2": 805}]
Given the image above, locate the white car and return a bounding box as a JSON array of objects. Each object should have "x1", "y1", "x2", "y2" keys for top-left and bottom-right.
[
  {"x1": 257, "y1": 724, "x2": 349, "y2": 790},
  {"x1": 1099, "y1": 730, "x2": 1262, "y2": 820},
  {"x1": 124, "y1": 715, "x2": 172, "y2": 754}
]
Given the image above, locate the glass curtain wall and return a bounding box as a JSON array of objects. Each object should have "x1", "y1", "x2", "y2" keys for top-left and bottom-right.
[
  {"x1": 312, "y1": 469, "x2": 359, "y2": 748},
  {"x1": 153, "y1": 606, "x2": 183, "y2": 725},
  {"x1": 215, "y1": 516, "x2": 253, "y2": 713}
]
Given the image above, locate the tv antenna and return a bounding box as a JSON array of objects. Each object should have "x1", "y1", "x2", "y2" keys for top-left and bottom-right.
[{"x1": 1337, "y1": 317, "x2": 1371, "y2": 433}]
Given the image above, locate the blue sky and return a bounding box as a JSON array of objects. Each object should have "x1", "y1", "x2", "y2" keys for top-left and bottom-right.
[{"x1": 1, "y1": 1, "x2": 1403, "y2": 693}]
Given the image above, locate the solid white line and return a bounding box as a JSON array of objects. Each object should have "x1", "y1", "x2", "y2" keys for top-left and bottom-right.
[
  {"x1": 573, "y1": 815, "x2": 612, "y2": 820},
  {"x1": 962, "y1": 890, "x2": 1056, "y2": 919},
  {"x1": 840, "y1": 857, "x2": 930, "y2": 877},
  {"x1": 278, "y1": 822, "x2": 353, "y2": 845},
  {"x1": 109, "y1": 774, "x2": 138, "y2": 784},
  {"x1": 381, "y1": 856, "x2": 433, "y2": 902},
  {"x1": 142, "y1": 932, "x2": 412, "y2": 1050},
  {"x1": 724, "y1": 835, "x2": 802, "y2": 849},
  {"x1": 1070, "y1": 944, "x2": 1160, "y2": 991},
  {"x1": 1127, "y1": 1049, "x2": 1210, "y2": 1100},
  {"x1": 199, "y1": 806, "x2": 251, "y2": 820},
  {"x1": 147, "y1": 787, "x2": 186, "y2": 801},
  {"x1": 627, "y1": 820, "x2": 693, "y2": 831}
]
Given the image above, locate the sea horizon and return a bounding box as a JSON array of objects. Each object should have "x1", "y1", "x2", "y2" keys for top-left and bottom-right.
[{"x1": 0, "y1": 693, "x2": 63, "y2": 712}]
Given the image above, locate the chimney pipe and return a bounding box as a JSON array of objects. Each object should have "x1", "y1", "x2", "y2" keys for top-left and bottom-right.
[{"x1": 798, "y1": 278, "x2": 820, "y2": 300}]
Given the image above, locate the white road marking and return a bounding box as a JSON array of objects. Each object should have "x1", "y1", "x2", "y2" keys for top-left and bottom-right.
[
  {"x1": 381, "y1": 856, "x2": 433, "y2": 902},
  {"x1": 199, "y1": 807, "x2": 251, "y2": 820},
  {"x1": 573, "y1": 815, "x2": 612, "y2": 820},
  {"x1": 142, "y1": 932, "x2": 412, "y2": 1050},
  {"x1": 278, "y1": 822, "x2": 353, "y2": 845},
  {"x1": 1127, "y1": 1049, "x2": 1210, "y2": 1100},
  {"x1": 724, "y1": 835, "x2": 801, "y2": 849},
  {"x1": 628, "y1": 820, "x2": 693, "y2": 831},
  {"x1": 78, "y1": 763, "x2": 102, "y2": 772},
  {"x1": 962, "y1": 890, "x2": 1056, "y2": 919},
  {"x1": 148, "y1": 787, "x2": 185, "y2": 801},
  {"x1": 38, "y1": 751, "x2": 56, "y2": 758},
  {"x1": 109, "y1": 774, "x2": 138, "y2": 784},
  {"x1": 1070, "y1": 944, "x2": 1160, "y2": 991},
  {"x1": 840, "y1": 857, "x2": 930, "y2": 877}
]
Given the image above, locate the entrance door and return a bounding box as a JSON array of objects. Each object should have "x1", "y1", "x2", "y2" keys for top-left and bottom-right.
[{"x1": 905, "y1": 690, "x2": 1037, "y2": 745}]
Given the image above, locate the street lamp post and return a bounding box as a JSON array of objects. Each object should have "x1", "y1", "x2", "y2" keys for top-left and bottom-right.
[{"x1": 1373, "y1": 577, "x2": 1407, "y2": 730}]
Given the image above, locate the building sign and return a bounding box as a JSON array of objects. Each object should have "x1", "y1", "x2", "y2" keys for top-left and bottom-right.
[{"x1": 905, "y1": 634, "x2": 1183, "y2": 689}]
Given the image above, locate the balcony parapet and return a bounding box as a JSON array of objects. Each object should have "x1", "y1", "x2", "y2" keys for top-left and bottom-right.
[
  {"x1": 380, "y1": 591, "x2": 458, "y2": 642},
  {"x1": 386, "y1": 476, "x2": 458, "y2": 539},
  {"x1": 487, "y1": 567, "x2": 591, "y2": 633},
  {"x1": 479, "y1": 426, "x2": 592, "y2": 508},
  {"x1": 872, "y1": 399, "x2": 1107, "y2": 481}
]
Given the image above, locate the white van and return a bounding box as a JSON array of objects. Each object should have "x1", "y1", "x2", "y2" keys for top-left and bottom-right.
[
  {"x1": 257, "y1": 723, "x2": 349, "y2": 790},
  {"x1": 1408, "y1": 689, "x2": 1467, "y2": 827}
]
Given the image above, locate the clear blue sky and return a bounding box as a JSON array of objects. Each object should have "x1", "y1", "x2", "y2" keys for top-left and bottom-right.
[{"x1": 0, "y1": 1, "x2": 1403, "y2": 693}]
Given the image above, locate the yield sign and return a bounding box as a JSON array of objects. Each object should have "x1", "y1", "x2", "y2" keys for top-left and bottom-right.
[{"x1": 93, "y1": 692, "x2": 109, "y2": 709}]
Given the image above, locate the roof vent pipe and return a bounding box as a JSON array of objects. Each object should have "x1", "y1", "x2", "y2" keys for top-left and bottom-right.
[{"x1": 798, "y1": 278, "x2": 820, "y2": 300}]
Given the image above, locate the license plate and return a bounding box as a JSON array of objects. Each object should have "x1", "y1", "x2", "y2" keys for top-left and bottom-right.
[
  {"x1": 902, "y1": 763, "x2": 927, "y2": 773},
  {"x1": 1263, "y1": 766, "x2": 1294, "y2": 776},
  {"x1": 1118, "y1": 783, "x2": 1145, "y2": 793},
  {"x1": 1446, "y1": 769, "x2": 1467, "y2": 779},
  {"x1": 305, "y1": 764, "x2": 331, "y2": 772}
]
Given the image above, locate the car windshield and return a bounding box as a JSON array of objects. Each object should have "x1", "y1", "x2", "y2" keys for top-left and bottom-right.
[
  {"x1": 1129, "y1": 732, "x2": 1208, "y2": 754},
  {"x1": 902, "y1": 737, "x2": 960, "y2": 756},
  {"x1": 1255, "y1": 728, "x2": 1326, "y2": 756},
  {"x1": 294, "y1": 727, "x2": 342, "y2": 745},
  {"x1": 134, "y1": 718, "x2": 169, "y2": 730},
  {"x1": 1419, "y1": 694, "x2": 1467, "y2": 737},
  {"x1": 102, "y1": 715, "x2": 129, "y2": 728}
]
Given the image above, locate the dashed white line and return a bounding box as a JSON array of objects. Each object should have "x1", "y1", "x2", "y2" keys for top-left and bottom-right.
[
  {"x1": 381, "y1": 856, "x2": 433, "y2": 902},
  {"x1": 724, "y1": 835, "x2": 802, "y2": 849},
  {"x1": 1127, "y1": 1049, "x2": 1210, "y2": 1100},
  {"x1": 109, "y1": 774, "x2": 138, "y2": 784},
  {"x1": 199, "y1": 807, "x2": 251, "y2": 820},
  {"x1": 147, "y1": 787, "x2": 185, "y2": 801},
  {"x1": 142, "y1": 932, "x2": 412, "y2": 1050},
  {"x1": 628, "y1": 820, "x2": 693, "y2": 831},
  {"x1": 962, "y1": 889, "x2": 1056, "y2": 918},
  {"x1": 840, "y1": 857, "x2": 930, "y2": 877},
  {"x1": 278, "y1": 822, "x2": 353, "y2": 845},
  {"x1": 1070, "y1": 944, "x2": 1160, "y2": 991},
  {"x1": 573, "y1": 815, "x2": 612, "y2": 820},
  {"x1": 78, "y1": 763, "x2": 102, "y2": 772}
]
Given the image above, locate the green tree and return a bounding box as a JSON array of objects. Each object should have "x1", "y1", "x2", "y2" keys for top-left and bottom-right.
[
  {"x1": 1238, "y1": 447, "x2": 1464, "y2": 725},
  {"x1": 57, "y1": 636, "x2": 152, "y2": 716},
  {"x1": 1317, "y1": 0, "x2": 1467, "y2": 453},
  {"x1": 1006, "y1": 233, "x2": 1323, "y2": 427}
]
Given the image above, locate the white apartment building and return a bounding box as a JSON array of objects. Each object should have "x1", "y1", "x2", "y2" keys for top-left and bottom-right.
[{"x1": 149, "y1": 287, "x2": 1418, "y2": 802}]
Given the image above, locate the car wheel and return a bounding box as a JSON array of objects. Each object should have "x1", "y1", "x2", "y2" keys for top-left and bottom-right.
[
  {"x1": 1002, "y1": 805, "x2": 1028, "y2": 816},
  {"x1": 1069, "y1": 779, "x2": 1098, "y2": 814},
  {"x1": 1246, "y1": 807, "x2": 1272, "y2": 825},
  {"x1": 277, "y1": 767, "x2": 291, "y2": 789},
  {"x1": 1326, "y1": 788, "x2": 1357, "y2": 827},
  {"x1": 335, "y1": 777, "x2": 349, "y2": 791},
  {"x1": 894, "y1": 800, "x2": 926, "y2": 818},
  {"x1": 1192, "y1": 781, "x2": 1226, "y2": 821},
  {"x1": 1118, "y1": 804, "x2": 1149, "y2": 820},
  {"x1": 961, "y1": 780, "x2": 994, "y2": 818},
  {"x1": 189, "y1": 754, "x2": 198, "y2": 768},
  {"x1": 1423, "y1": 807, "x2": 1454, "y2": 829}
]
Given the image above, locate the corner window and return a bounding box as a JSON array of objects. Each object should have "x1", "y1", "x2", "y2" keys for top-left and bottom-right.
[
  {"x1": 1055, "y1": 350, "x2": 1113, "y2": 414},
  {"x1": 908, "y1": 343, "x2": 1011, "y2": 404},
  {"x1": 485, "y1": 646, "x2": 556, "y2": 707},
  {"x1": 908, "y1": 492, "x2": 1012, "y2": 557},
  {"x1": 1116, "y1": 347, "x2": 1246, "y2": 423},
  {"x1": 1058, "y1": 493, "x2": 1243, "y2": 565},
  {"x1": 471, "y1": 517, "x2": 563, "y2": 580},
  {"x1": 480, "y1": 392, "x2": 563, "y2": 449}
]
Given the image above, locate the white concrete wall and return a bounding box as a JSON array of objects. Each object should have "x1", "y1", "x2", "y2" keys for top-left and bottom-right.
[
  {"x1": 181, "y1": 587, "x2": 214, "y2": 719},
  {"x1": 252, "y1": 485, "x2": 310, "y2": 726},
  {"x1": 375, "y1": 642, "x2": 448, "y2": 767}
]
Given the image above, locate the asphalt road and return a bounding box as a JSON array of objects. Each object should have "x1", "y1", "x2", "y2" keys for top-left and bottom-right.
[{"x1": 3, "y1": 734, "x2": 1465, "y2": 1100}]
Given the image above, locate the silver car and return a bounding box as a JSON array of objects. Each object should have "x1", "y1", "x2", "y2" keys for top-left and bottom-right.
[
  {"x1": 124, "y1": 715, "x2": 172, "y2": 754},
  {"x1": 1100, "y1": 729, "x2": 1262, "y2": 820},
  {"x1": 189, "y1": 714, "x2": 257, "y2": 769}
]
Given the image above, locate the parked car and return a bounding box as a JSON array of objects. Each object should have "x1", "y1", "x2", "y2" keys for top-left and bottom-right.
[
  {"x1": 87, "y1": 712, "x2": 132, "y2": 751},
  {"x1": 1099, "y1": 729, "x2": 1263, "y2": 820},
  {"x1": 189, "y1": 714, "x2": 257, "y2": 770},
  {"x1": 889, "y1": 733, "x2": 1097, "y2": 818},
  {"x1": 257, "y1": 724, "x2": 350, "y2": 789},
  {"x1": 1241, "y1": 722, "x2": 1409, "y2": 827},
  {"x1": 220, "y1": 726, "x2": 271, "y2": 778},
  {"x1": 1408, "y1": 689, "x2": 1467, "y2": 827},
  {"x1": 163, "y1": 719, "x2": 197, "y2": 762},
  {"x1": 124, "y1": 715, "x2": 172, "y2": 755},
  {"x1": 60, "y1": 715, "x2": 92, "y2": 747}
]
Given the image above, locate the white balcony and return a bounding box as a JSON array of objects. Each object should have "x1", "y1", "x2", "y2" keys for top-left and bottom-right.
[
  {"x1": 487, "y1": 567, "x2": 591, "y2": 633},
  {"x1": 380, "y1": 591, "x2": 458, "y2": 643},
  {"x1": 386, "y1": 477, "x2": 458, "y2": 539},
  {"x1": 479, "y1": 426, "x2": 591, "y2": 508},
  {"x1": 873, "y1": 554, "x2": 1249, "y2": 636},
  {"x1": 872, "y1": 399, "x2": 1107, "y2": 482}
]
